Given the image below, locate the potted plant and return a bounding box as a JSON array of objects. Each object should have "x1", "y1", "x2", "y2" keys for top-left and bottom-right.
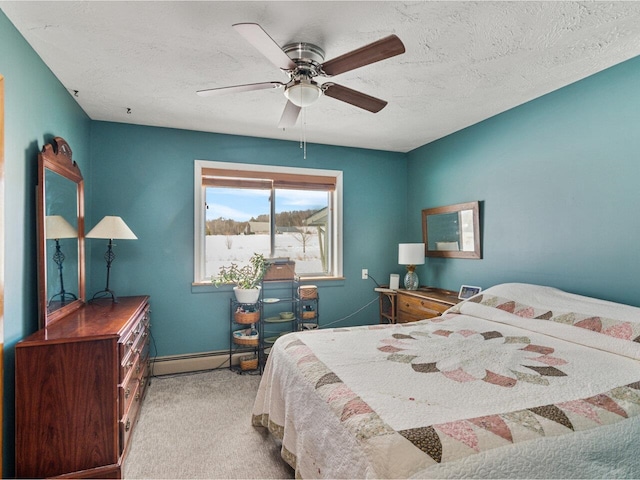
[{"x1": 212, "y1": 253, "x2": 267, "y2": 304}]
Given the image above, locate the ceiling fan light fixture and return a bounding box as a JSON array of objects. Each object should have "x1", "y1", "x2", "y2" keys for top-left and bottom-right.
[{"x1": 284, "y1": 80, "x2": 321, "y2": 107}]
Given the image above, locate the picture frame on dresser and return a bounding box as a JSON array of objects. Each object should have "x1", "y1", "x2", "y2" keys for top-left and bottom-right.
[{"x1": 458, "y1": 284, "x2": 482, "y2": 300}]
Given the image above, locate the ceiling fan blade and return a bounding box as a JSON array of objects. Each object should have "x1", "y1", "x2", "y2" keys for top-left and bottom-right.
[
  {"x1": 233, "y1": 23, "x2": 297, "y2": 71},
  {"x1": 197, "y1": 81, "x2": 284, "y2": 97},
  {"x1": 321, "y1": 34, "x2": 405, "y2": 76},
  {"x1": 323, "y1": 83, "x2": 387, "y2": 113},
  {"x1": 278, "y1": 101, "x2": 301, "y2": 128}
]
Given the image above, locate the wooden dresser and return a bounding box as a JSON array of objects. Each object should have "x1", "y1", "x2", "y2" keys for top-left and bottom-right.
[
  {"x1": 16, "y1": 296, "x2": 151, "y2": 479},
  {"x1": 397, "y1": 288, "x2": 460, "y2": 323}
]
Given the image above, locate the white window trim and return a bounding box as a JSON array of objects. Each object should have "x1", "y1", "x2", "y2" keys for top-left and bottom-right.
[{"x1": 194, "y1": 160, "x2": 343, "y2": 284}]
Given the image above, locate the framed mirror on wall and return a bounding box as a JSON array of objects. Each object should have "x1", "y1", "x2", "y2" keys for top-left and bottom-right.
[
  {"x1": 422, "y1": 201, "x2": 481, "y2": 259},
  {"x1": 37, "y1": 137, "x2": 85, "y2": 327}
]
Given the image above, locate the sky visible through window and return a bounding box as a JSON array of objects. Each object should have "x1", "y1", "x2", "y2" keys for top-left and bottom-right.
[{"x1": 206, "y1": 187, "x2": 326, "y2": 221}]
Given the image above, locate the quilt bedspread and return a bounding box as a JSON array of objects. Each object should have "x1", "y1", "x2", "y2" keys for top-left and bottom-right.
[{"x1": 252, "y1": 284, "x2": 640, "y2": 478}]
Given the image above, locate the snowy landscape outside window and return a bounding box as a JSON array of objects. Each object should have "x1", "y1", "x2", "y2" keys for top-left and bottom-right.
[{"x1": 194, "y1": 160, "x2": 343, "y2": 283}]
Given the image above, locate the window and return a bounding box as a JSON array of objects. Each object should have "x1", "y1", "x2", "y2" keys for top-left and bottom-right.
[{"x1": 194, "y1": 160, "x2": 343, "y2": 283}]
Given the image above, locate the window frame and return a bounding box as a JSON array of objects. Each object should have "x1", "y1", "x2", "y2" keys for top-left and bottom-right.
[{"x1": 194, "y1": 160, "x2": 343, "y2": 284}]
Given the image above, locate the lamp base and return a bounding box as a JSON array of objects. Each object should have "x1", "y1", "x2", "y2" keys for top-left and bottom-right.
[
  {"x1": 404, "y1": 271, "x2": 419, "y2": 290},
  {"x1": 90, "y1": 240, "x2": 118, "y2": 303},
  {"x1": 48, "y1": 290, "x2": 78, "y2": 308},
  {"x1": 90, "y1": 288, "x2": 118, "y2": 303}
]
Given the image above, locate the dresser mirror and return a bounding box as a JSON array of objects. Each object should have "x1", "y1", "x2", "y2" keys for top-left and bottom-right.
[
  {"x1": 422, "y1": 201, "x2": 481, "y2": 259},
  {"x1": 37, "y1": 137, "x2": 85, "y2": 327}
]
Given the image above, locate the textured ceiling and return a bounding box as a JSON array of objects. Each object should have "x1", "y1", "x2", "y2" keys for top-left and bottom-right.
[{"x1": 3, "y1": 1, "x2": 640, "y2": 152}]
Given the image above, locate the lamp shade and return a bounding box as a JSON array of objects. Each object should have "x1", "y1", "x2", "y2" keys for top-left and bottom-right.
[
  {"x1": 284, "y1": 80, "x2": 322, "y2": 107},
  {"x1": 46, "y1": 215, "x2": 77, "y2": 239},
  {"x1": 87, "y1": 216, "x2": 137, "y2": 240},
  {"x1": 398, "y1": 243, "x2": 425, "y2": 266}
]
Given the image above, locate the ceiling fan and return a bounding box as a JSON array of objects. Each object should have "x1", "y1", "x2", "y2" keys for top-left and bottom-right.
[{"x1": 197, "y1": 23, "x2": 405, "y2": 128}]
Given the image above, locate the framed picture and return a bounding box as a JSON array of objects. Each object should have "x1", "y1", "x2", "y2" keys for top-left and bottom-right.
[{"x1": 458, "y1": 284, "x2": 482, "y2": 300}]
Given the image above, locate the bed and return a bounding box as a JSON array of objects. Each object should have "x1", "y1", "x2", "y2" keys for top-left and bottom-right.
[{"x1": 252, "y1": 283, "x2": 640, "y2": 478}]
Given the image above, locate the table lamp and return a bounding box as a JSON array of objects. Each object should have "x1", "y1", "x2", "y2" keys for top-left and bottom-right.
[
  {"x1": 87, "y1": 215, "x2": 137, "y2": 302},
  {"x1": 398, "y1": 243, "x2": 425, "y2": 290},
  {"x1": 46, "y1": 215, "x2": 78, "y2": 305}
]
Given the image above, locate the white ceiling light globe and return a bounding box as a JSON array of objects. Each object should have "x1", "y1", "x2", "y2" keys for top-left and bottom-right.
[{"x1": 284, "y1": 80, "x2": 321, "y2": 107}]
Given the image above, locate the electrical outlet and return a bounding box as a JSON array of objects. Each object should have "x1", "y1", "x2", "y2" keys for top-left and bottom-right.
[{"x1": 362, "y1": 269, "x2": 368, "y2": 280}]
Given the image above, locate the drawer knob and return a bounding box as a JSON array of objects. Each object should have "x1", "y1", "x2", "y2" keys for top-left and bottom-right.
[
  {"x1": 125, "y1": 419, "x2": 131, "y2": 432},
  {"x1": 126, "y1": 361, "x2": 134, "y2": 369},
  {"x1": 125, "y1": 387, "x2": 131, "y2": 399}
]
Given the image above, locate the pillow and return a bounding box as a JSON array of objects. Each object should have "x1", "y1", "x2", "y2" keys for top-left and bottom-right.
[{"x1": 447, "y1": 283, "x2": 640, "y2": 360}]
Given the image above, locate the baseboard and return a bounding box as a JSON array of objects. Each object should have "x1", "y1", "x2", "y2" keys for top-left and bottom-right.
[{"x1": 150, "y1": 350, "x2": 246, "y2": 376}]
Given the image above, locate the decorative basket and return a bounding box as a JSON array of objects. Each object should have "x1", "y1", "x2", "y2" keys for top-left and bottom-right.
[
  {"x1": 264, "y1": 260, "x2": 296, "y2": 281},
  {"x1": 234, "y1": 310, "x2": 260, "y2": 325},
  {"x1": 233, "y1": 329, "x2": 259, "y2": 346},
  {"x1": 239, "y1": 355, "x2": 258, "y2": 371},
  {"x1": 301, "y1": 310, "x2": 316, "y2": 319},
  {"x1": 298, "y1": 285, "x2": 318, "y2": 299}
]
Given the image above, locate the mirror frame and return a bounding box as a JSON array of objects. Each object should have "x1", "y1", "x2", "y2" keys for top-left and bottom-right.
[
  {"x1": 422, "y1": 201, "x2": 481, "y2": 259},
  {"x1": 37, "y1": 137, "x2": 85, "y2": 327}
]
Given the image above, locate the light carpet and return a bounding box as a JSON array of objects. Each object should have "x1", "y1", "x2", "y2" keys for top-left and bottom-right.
[{"x1": 124, "y1": 369, "x2": 294, "y2": 479}]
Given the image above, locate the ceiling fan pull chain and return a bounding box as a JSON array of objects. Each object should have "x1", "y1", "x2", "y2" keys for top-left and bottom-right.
[
  {"x1": 302, "y1": 107, "x2": 307, "y2": 160},
  {"x1": 299, "y1": 109, "x2": 304, "y2": 150}
]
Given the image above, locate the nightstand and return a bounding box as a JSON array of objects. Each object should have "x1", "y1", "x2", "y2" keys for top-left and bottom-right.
[{"x1": 396, "y1": 287, "x2": 460, "y2": 323}]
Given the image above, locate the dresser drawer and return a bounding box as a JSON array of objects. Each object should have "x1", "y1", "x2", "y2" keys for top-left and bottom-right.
[
  {"x1": 120, "y1": 343, "x2": 147, "y2": 385},
  {"x1": 398, "y1": 295, "x2": 444, "y2": 321},
  {"x1": 119, "y1": 352, "x2": 149, "y2": 456},
  {"x1": 396, "y1": 289, "x2": 459, "y2": 323},
  {"x1": 119, "y1": 310, "x2": 150, "y2": 381},
  {"x1": 120, "y1": 378, "x2": 142, "y2": 455},
  {"x1": 119, "y1": 306, "x2": 150, "y2": 364},
  {"x1": 120, "y1": 336, "x2": 150, "y2": 413},
  {"x1": 120, "y1": 355, "x2": 142, "y2": 417}
]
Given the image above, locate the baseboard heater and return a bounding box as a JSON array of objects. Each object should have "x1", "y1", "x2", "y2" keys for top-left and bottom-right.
[{"x1": 150, "y1": 350, "x2": 245, "y2": 376}]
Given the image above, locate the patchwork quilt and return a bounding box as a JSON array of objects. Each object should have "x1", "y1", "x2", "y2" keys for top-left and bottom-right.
[{"x1": 252, "y1": 283, "x2": 640, "y2": 478}]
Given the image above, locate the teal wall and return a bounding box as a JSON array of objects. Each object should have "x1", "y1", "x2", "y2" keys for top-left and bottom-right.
[
  {"x1": 4, "y1": 4, "x2": 640, "y2": 476},
  {"x1": 88, "y1": 122, "x2": 407, "y2": 357},
  {"x1": 1, "y1": 9, "x2": 91, "y2": 476},
  {"x1": 2, "y1": 9, "x2": 406, "y2": 473},
  {"x1": 407, "y1": 55, "x2": 640, "y2": 306}
]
